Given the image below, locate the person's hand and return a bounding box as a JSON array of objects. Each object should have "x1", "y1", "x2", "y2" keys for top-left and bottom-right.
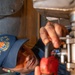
[
  {"x1": 35, "y1": 66, "x2": 41, "y2": 75},
  {"x1": 40, "y1": 21, "x2": 68, "y2": 48}
]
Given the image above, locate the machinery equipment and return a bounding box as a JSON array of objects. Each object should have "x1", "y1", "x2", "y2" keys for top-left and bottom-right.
[{"x1": 32, "y1": 0, "x2": 75, "y2": 75}]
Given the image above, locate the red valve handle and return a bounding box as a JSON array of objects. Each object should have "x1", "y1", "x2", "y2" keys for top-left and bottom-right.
[
  {"x1": 40, "y1": 42, "x2": 59, "y2": 75},
  {"x1": 40, "y1": 56, "x2": 59, "y2": 75}
]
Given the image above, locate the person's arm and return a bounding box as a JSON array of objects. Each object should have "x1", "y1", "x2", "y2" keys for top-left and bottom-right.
[{"x1": 35, "y1": 21, "x2": 68, "y2": 75}]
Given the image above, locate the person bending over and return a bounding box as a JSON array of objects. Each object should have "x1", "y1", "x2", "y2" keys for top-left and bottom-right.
[{"x1": 2, "y1": 22, "x2": 68, "y2": 75}]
